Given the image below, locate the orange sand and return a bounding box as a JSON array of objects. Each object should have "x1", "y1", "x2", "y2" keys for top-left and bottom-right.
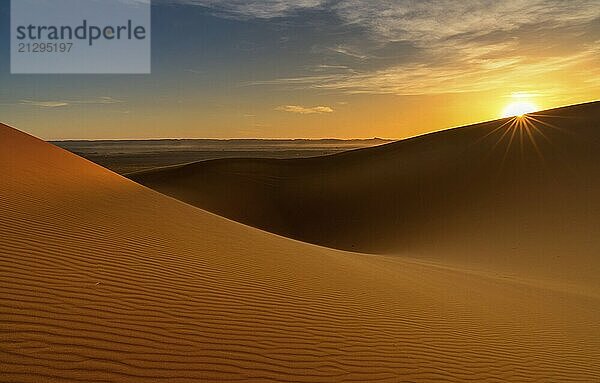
[{"x1": 1, "y1": 122, "x2": 599, "y2": 381}]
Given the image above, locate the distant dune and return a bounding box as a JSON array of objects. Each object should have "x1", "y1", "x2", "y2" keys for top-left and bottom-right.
[
  {"x1": 2, "y1": 118, "x2": 600, "y2": 381},
  {"x1": 53, "y1": 138, "x2": 393, "y2": 174},
  {"x1": 131, "y1": 102, "x2": 600, "y2": 292}
]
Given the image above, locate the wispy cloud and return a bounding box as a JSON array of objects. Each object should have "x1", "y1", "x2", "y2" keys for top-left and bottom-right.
[
  {"x1": 278, "y1": 43, "x2": 594, "y2": 97},
  {"x1": 329, "y1": 45, "x2": 368, "y2": 60},
  {"x1": 276, "y1": 105, "x2": 334, "y2": 114},
  {"x1": 76, "y1": 96, "x2": 123, "y2": 105},
  {"x1": 167, "y1": 0, "x2": 324, "y2": 19},
  {"x1": 255, "y1": 46, "x2": 598, "y2": 97},
  {"x1": 18, "y1": 97, "x2": 123, "y2": 108},
  {"x1": 19, "y1": 100, "x2": 70, "y2": 108},
  {"x1": 179, "y1": 0, "x2": 599, "y2": 97},
  {"x1": 332, "y1": 1, "x2": 599, "y2": 44}
]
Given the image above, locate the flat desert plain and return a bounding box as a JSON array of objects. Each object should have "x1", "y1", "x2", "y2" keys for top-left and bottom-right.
[{"x1": 1, "y1": 103, "x2": 599, "y2": 382}]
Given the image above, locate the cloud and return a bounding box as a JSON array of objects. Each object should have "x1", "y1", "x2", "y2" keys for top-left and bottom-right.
[
  {"x1": 171, "y1": 0, "x2": 600, "y2": 97},
  {"x1": 257, "y1": 45, "x2": 599, "y2": 96},
  {"x1": 276, "y1": 105, "x2": 334, "y2": 114},
  {"x1": 19, "y1": 100, "x2": 70, "y2": 108},
  {"x1": 332, "y1": 1, "x2": 599, "y2": 44},
  {"x1": 76, "y1": 96, "x2": 123, "y2": 105},
  {"x1": 18, "y1": 97, "x2": 123, "y2": 108},
  {"x1": 167, "y1": 0, "x2": 324, "y2": 19},
  {"x1": 329, "y1": 46, "x2": 368, "y2": 60},
  {"x1": 171, "y1": 1, "x2": 599, "y2": 38}
]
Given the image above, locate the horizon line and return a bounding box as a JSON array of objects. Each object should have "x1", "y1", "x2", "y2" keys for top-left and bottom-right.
[{"x1": 3, "y1": 100, "x2": 598, "y2": 143}]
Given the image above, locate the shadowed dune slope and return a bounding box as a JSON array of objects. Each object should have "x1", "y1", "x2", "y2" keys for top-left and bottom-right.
[
  {"x1": 1, "y1": 123, "x2": 600, "y2": 382},
  {"x1": 131, "y1": 102, "x2": 600, "y2": 290}
]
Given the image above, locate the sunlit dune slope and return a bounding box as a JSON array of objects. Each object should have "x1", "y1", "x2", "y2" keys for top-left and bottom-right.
[
  {"x1": 1, "y1": 123, "x2": 600, "y2": 382},
  {"x1": 131, "y1": 102, "x2": 600, "y2": 290}
]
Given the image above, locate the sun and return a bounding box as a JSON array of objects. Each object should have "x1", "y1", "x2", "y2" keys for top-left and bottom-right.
[{"x1": 502, "y1": 101, "x2": 538, "y2": 118}]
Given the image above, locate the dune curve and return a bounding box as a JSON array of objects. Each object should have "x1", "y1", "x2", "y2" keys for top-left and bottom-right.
[
  {"x1": 1, "y1": 123, "x2": 600, "y2": 381},
  {"x1": 130, "y1": 102, "x2": 600, "y2": 291}
]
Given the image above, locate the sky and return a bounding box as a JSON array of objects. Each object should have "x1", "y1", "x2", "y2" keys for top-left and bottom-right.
[{"x1": 0, "y1": 0, "x2": 598, "y2": 140}]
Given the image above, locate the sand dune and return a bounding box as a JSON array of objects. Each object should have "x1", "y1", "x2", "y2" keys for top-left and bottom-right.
[
  {"x1": 53, "y1": 138, "x2": 392, "y2": 174},
  {"x1": 131, "y1": 102, "x2": 600, "y2": 292},
  {"x1": 1, "y1": 123, "x2": 600, "y2": 381}
]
